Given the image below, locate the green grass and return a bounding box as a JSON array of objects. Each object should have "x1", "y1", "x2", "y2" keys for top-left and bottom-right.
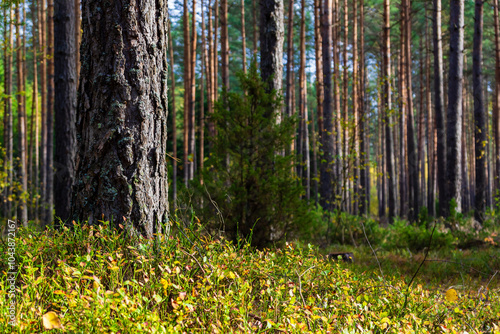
[{"x1": 1, "y1": 221, "x2": 499, "y2": 333}]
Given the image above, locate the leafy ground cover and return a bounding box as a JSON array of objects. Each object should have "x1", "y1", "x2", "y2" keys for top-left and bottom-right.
[{"x1": 1, "y1": 221, "x2": 499, "y2": 333}]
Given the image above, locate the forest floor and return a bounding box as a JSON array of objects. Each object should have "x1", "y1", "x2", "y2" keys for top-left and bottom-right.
[{"x1": 0, "y1": 219, "x2": 499, "y2": 333}]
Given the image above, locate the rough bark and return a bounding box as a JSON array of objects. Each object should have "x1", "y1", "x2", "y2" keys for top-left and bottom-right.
[
  {"x1": 320, "y1": 0, "x2": 335, "y2": 211},
  {"x1": 71, "y1": 0, "x2": 169, "y2": 238},
  {"x1": 260, "y1": 0, "x2": 284, "y2": 100},
  {"x1": 433, "y1": 0, "x2": 446, "y2": 217},
  {"x1": 54, "y1": 0, "x2": 77, "y2": 223},
  {"x1": 446, "y1": 0, "x2": 464, "y2": 215}
]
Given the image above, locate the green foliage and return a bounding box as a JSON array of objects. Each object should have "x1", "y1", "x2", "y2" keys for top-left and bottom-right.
[
  {"x1": 191, "y1": 63, "x2": 309, "y2": 248},
  {"x1": 1, "y1": 224, "x2": 499, "y2": 333}
]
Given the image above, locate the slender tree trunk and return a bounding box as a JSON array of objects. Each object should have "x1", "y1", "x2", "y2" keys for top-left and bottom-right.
[
  {"x1": 183, "y1": 0, "x2": 191, "y2": 186},
  {"x1": 16, "y1": 4, "x2": 28, "y2": 225},
  {"x1": 433, "y1": 0, "x2": 446, "y2": 217},
  {"x1": 39, "y1": 0, "x2": 48, "y2": 224},
  {"x1": 3, "y1": 8, "x2": 14, "y2": 220},
  {"x1": 426, "y1": 16, "x2": 435, "y2": 216},
  {"x1": 474, "y1": 4, "x2": 486, "y2": 222},
  {"x1": 285, "y1": 0, "x2": 295, "y2": 157},
  {"x1": 418, "y1": 35, "x2": 426, "y2": 209},
  {"x1": 359, "y1": 0, "x2": 368, "y2": 215},
  {"x1": 31, "y1": 0, "x2": 40, "y2": 223},
  {"x1": 446, "y1": 0, "x2": 464, "y2": 215},
  {"x1": 404, "y1": 0, "x2": 418, "y2": 220},
  {"x1": 54, "y1": 0, "x2": 76, "y2": 223},
  {"x1": 214, "y1": 0, "x2": 219, "y2": 98},
  {"x1": 207, "y1": 0, "x2": 215, "y2": 138},
  {"x1": 72, "y1": 0, "x2": 169, "y2": 237},
  {"x1": 241, "y1": 0, "x2": 247, "y2": 73},
  {"x1": 320, "y1": 0, "x2": 335, "y2": 211},
  {"x1": 462, "y1": 70, "x2": 470, "y2": 212},
  {"x1": 494, "y1": 0, "x2": 500, "y2": 202},
  {"x1": 221, "y1": 0, "x2": 229, "y2": 89},
  {"x1": 45, "y1": 0, "x2": 55, "y2": 226},
  {"x1": 342, "y1": 0, "x2": 349, "y2": 210},
  {"x1": 189, "y1": 0, "x2": 198, "y2": 179},
  {"x1": 201, "y1": 2, "x2": 207, "y2": 177},
  {"x1": 383, "y1": 0, "x2": 396, "y2": 221},
  {"x1": 399, "y1": 25, "x2": 407, "y2": 218},
  {"x1": 352, "y1": 0, "x2": 359, "y2": 214},
  {"x1": 333, "y1": 0, "x2": 341, "y2": 200},
  {"x1": 253, "y1": 0, "x2": 258, "y2": 56},
  {"x1": 300, "y1": 0, "x2": 310, "y2": 199},
  {"x1": 314, "y1": 0, "x2": 323, "y2": 137},
  {"x1": 168, "y1": 21, "x2": 177, "y2": 208}
]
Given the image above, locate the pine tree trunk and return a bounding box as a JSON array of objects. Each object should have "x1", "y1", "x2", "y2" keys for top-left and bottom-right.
[
  {"x1": 494, "y1": 0, "x2": 500, "y2": 201},
  {"x1": 320, "y1": 0, "x2": 335, "y2": 211},
  {"x1": 300, "y1": 0, "x2": 310, "y2": 199},
  {"x1": 342, "y1": 0, "x2": 349, "y2": 210},
  {"x1": 45, "y1": 0, "x2": 55, "y2": 226},
  {"x1": 3, "y1": 7, "x2": 14, "y2": 220},
  {"x1": 359, "y1": 0, "x2": 368, "y2": 215},
  {"x1": 285, "y1": 0, "x2": 295, "y2": 157},
  {"x1": 221, "y1": 0, "x2": 229, "y2": 89},
  {"x1": 168, "y1": 20, "x2": 177, "y2": 208},
  {"x1": 31, "y1": 0, "x2": 40, "y2": 223},
  {"x1": 433, "y1": 0, "x2": 446, "y2": 217},
  {"x1": 253, "y1": 0, "x2": 258, "y2": 56},
  {"x1": 39, "y1": 0, "x2": 48, "y2": 224},
  {"x1": 75, "y1": 0, "x2": 80, "y2": 80},
  {"x1": 241, "y1": 0, "x2": 247, "y2": 73},
  {"x1": 71, "y1": 0, "x2": 169, "y2": 237},
  {"x1": 446, "y1": 0, "x2": 464, "y2": 215},
  {"x1": 260, "y1": 0, "x2": 284, "y2": 106},
  {"x1": 383, "y1": 0, "x2": 396, "y2": 221},
  {"x1": 183, "y1": 0, "x2": 191, "y2": 186},
  {"x1": 189, "y1": 0, "x2": 198, "y2": 179},
  {"x1": 426, "y1": 16, "x2": 435, "y2": 216},
  {"x1": 474, "y1": 0, "x2": 486, "y2": 222},
  {"x1": 16, "y1": 4, "x2": 28, "y2": 225},
  {"x1": 207, "y1": 0, "x2": 215, "y2": 138},
  {"x1": 404, "y1": 0, "x2": 418, "y2": 220},
  {"x1": 54, "y1": 0, "x2": 77, "y2": 223}
]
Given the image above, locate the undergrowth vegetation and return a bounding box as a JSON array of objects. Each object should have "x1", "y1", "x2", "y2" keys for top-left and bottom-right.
[{"x1": 1, "y1": 219, "x2": 499, "y2": 333}]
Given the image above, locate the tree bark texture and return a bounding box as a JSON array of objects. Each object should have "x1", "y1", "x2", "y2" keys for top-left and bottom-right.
[
  {"x1": 72, "y1": 0, "x2": 169, "y2": 238},
  {"x1": 260, "y1": 0, "x2": 284, "y2": 100},
  {"x1": 446, "y1": 0, "x2": 464, "y2": 215},
  {"x1": 54, "y1": 0, "x2": 77, "y2": 223},
  {"x1": 494, "y1": 0, "x2": 500, "y2": 199}
]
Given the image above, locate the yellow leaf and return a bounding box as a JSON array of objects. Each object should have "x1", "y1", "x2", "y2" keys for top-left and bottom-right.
[
  {"x1": 42, "y1": 311, "x2": 63, "y2": 329},
  {"x1": 445, "y1": 288, "x2": 458, "y2": 302}
]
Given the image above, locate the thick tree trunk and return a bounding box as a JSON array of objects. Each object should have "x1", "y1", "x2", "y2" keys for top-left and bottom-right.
[
  {"x1": 16, "y1": 4, "x2": 28, "y2": 225},
  {"x1": 433, "y1": 0, "x2": 446, "y2": 217},
  {"x1": 75, "y1": 0, "x2": 80, "y2": 79},
  {"x1": 320, "y1": 0, "x2": 335, "y2": 211},
  {"x1": 54, "y1": 0, "x2": 76, "y2": 223},
  {"x1": 446, "y1": 0, "x2": 464, "y2": 215},
  {"x1": 473, "y1": 0, "x2": 485, "y2": 222},
  {"x1": 383, "y1": 0, "x2": 396, "y2": 221},
  {"x1": 260, "y1": 0, "x2": 284, "y2": 110},
  {"x1": 71, "y1": 0, "x2": 169, "y2": 238}
]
